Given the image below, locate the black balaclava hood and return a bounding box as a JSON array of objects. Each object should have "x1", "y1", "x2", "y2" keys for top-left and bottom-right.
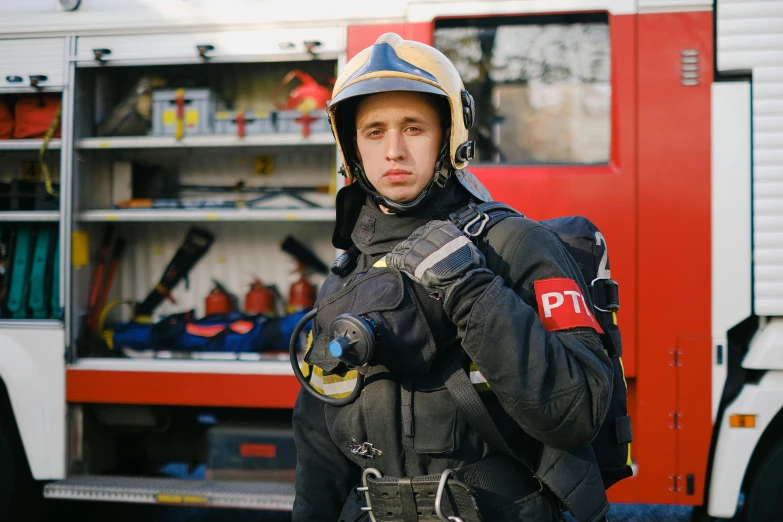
[{"x1": 332, "y1": 173, "x2": 474, "y2": 253}]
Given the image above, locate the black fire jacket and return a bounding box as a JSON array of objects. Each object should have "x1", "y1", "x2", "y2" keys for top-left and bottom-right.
[{"x1": 292, "y1": 180, "x2": 613, "y2": 522}]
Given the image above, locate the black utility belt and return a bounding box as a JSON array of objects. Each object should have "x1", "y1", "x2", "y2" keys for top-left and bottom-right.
[
  {"x1": 360, "y1": 467, "x2": 481, "y2": 522},
  {"x1": 358, "y1": 457, "x2": 544, "y2": 522}
]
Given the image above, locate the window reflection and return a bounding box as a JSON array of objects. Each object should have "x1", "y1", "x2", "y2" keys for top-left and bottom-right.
[{"x1": 435, "y1": 16, "x2": 611, "y2": 165}]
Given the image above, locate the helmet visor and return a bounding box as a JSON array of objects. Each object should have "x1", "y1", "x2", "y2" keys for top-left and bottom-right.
[{"x1": 329, "y1": 77, "x2": 446, "y2": 109}]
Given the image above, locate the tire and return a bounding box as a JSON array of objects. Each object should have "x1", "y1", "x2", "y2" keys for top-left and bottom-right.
[
  {"x1": 0, "y1": 416, "x2": 45, "y2": 521},
  {"x1": 742, "y1": 438, "x2": 783, "y2": 522}
]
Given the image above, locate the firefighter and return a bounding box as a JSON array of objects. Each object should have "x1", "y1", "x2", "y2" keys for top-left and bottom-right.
[{"x1": 292, "y1": 32, "x2": 614, "y2": 522}]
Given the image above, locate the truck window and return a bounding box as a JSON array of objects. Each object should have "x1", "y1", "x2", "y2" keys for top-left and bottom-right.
[{"x1": 434, "y1": 13, "x2": 611, "y2": 166}]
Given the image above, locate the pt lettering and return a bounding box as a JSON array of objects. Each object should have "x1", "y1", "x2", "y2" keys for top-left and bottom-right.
[
  {"x1": 542, "y1": 290, "x2": 592, "y2": 318},
  {"x1": 541, "y1": 292, "x2": 565, "y2": 318}
]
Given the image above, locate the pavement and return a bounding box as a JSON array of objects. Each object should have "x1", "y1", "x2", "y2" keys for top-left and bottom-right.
[{"x1": 44, "y1": 501, "x2": 697, "y2": 521}]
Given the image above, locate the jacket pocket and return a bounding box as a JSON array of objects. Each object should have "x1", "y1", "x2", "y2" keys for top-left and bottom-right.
[
  {"x1": 412, "y1": 375, "x2": 458, "y2": 455},
  {"x1": 309, "y1": 268, "x2": 438, "y2": 374}
]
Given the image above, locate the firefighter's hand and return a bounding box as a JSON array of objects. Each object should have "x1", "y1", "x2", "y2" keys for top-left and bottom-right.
[{"x1": 385, "y1": 220, "x2": 492, "y2": 303}]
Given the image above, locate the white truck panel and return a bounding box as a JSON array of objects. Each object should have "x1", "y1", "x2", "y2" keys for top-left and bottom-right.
[
  {"x1": 0, "y1": 37, "x2": 66, "y2": 91},
  {"x1": 0, "y1": 324, "x2": 66, "y2": 480},
  {"x1": 406, "y1": 0, "x2": 636, "y2": 22},
  {"x1": 708, "y1": 370, "x2": 783, "y2": 518},
  {"x1": 0, "y1": 1, "x2": 407, "y2": 38},
  {"x1": 743, "y1": 318, "x2": 783, "y2": 370},
  {"x1": 637, "y1": 0, "x2": 712, "y2": 13},
  {"x1": 718, "y1": 0, "x2": 783, "y2": 316},
  {"x1": 711, "y1": 81, "x2": 752, "y2": 419},
  {"x1": 75, "y1": 26, "x2": 344, "y2": 65}
]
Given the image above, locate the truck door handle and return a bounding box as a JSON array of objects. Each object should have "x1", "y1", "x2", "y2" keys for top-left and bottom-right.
[
  {"x1": 93, "y1": 48, "x2": 112, "y2": 61},
  {"x1": 5, "y1": 76, "x2": 23, "y2": 83},
  {"x1": 197, "y1": 44, "x2": 214, "y2": 58},
  {"x1": 29, "y1": 75, "x2": 48, "y2": 87}
]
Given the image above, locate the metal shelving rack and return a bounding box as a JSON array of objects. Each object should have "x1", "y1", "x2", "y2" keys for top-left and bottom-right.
[
  {"x1": 0, "y1": 48, "x2": 68, "y2": 329},
  {"x1": 0, "y1": 139, "x2": 62, "y2": 150},
  {"x1": 75, "y1": 133, "x2": 334, "y2": 150},
  {"x1": 62, "y1": 33, "x2": 344, "y2": 386},
  {"x1": 77, "y1": 207, "x2": 336, "y2": 222},
  {"x1": 0, "y1": 211, "x2": 60, "y2": 222}
]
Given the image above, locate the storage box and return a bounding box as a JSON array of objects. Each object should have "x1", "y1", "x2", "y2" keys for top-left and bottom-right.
[
  {"x1": 274, "y1": 109, "x2": 330, "y2": 135},
  {"x1": 205, "y1": 425, "x2": 296, "y2": 482},
  {"x1": 214, "y1": 110, "x2": 275, "y2": 137},
  {"x1": 151, "y1": 88, "x2": 225, "y2": 136}
]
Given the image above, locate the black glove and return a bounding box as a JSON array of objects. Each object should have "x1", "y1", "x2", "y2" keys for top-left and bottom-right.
[{"x1": 385, "y1": 220, "x2": 493, "y2": 304}]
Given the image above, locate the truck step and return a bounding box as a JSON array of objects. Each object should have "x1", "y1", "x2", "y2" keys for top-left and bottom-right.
[{"x1": 43, "y1": 475, "x2": 295, "y2": 511}]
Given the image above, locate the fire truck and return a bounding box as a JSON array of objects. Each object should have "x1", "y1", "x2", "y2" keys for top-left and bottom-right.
[{"x1": 0, "y1": 0, "x2": 779, "y2": 520}]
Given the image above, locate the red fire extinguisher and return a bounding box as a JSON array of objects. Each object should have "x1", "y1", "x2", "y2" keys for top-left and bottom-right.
[
  {"x1": 245, "y1": 278, "x2": 276, "y2": 315},
  {"x1": 288, "y1": 262, "x2": 316, "y2": 312},
  {"x1": 205, "y1": 280, "x2": 234, "y2": 315}
]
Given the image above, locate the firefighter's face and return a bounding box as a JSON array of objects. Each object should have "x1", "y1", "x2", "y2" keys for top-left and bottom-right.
[{"x1": 354, "y1": 91, "x2": 443, "y2": 205}]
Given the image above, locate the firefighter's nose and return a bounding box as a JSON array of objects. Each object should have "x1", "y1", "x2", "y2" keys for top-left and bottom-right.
[{"x1": 386, "y1": 131, "x2": 406, "y2": 162}]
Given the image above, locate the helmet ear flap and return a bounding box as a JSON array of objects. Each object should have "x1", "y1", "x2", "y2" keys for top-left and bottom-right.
[{"x1": 460, "y1": 89, "x2": 475, "y2": 130}]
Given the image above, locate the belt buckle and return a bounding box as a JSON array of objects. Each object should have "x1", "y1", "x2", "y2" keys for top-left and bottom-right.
[
  {"x1": 358, "y1": 467, "x2": 382, "y2": 522},
  {"x1": 435, "y1": 469, "x2": 465, "y2": 522}
]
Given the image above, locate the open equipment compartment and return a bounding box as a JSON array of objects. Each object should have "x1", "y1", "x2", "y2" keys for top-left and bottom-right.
[{"x1": 69, "y1": 44, "x2": 340, "y2": 363}]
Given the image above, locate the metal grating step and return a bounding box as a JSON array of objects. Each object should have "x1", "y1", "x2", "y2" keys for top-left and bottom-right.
[{"x1": 43, "y1": 475, "x2": 295, "y2": 511}]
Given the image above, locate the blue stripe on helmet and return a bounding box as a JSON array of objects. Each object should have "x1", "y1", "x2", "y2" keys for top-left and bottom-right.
[{"x1": 345, "y1": 42, "x2": 437, "y2": 85}]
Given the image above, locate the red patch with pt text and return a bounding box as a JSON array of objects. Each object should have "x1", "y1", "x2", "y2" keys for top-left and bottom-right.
[{"x1": 534, "y1": 278, "x2": 604, "y2": 333}]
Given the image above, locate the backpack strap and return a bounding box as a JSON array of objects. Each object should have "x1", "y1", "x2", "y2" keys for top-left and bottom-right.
[
  {"x1": 439, "y1": 354, "x2": 608, "y2": 522},
  {"x1": 448, "y1": 201, "x2": 520, "y2": 239}
]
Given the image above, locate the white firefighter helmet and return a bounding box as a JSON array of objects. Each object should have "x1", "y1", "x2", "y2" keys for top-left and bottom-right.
[{"x1": 327, "y1": 32, "x2": 488, "y2": 211}]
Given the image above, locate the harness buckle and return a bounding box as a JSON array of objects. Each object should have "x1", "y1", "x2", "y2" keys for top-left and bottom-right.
[
  {"x1": 463, "y1": 209, "x2": 489, "y2": 238},
  {"x1": 435, "y1": 469, "x2": 465, "y2": 522},
  {"x1": 590, "y1": 277, "x2": 620, "y2": 313}
]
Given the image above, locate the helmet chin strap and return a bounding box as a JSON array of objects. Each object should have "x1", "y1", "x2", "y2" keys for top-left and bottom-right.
[{"x1": 352, "y1": 142, "x2": 451, "y2": 214}]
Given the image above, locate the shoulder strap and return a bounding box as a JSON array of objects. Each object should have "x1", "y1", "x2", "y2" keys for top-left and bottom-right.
[
  {"x1": 440, "y1": 356, "x2": 608, "y2": 522},
  {"x1": 448, "y1": 201, "x2": 521, "y2": 239},
  {"x1": 439, "y1": 357, "x2": 522, "y2": 463}
]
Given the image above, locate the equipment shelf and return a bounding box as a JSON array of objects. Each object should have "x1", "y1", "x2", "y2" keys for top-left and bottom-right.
[
  {"x1": 0, "y1": 139, "x2": 62, "y2": 151},
  {"x1": 76, "y1": 207, "x2": 335, "y2": 222},
  {"x1": 66, "y1": 358, "x2": 300, "y2": 409},
  {"x1": 0, "y1": 211, "x2": 59, "y2": 222},
  {"x1": 75, "y1": 133, "x2": 334, "y2": 150},
  {"x1": 0, "y1": 319, "x2": 62, "y2": 329}
]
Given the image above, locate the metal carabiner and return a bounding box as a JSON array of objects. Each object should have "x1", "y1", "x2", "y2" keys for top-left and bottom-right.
[
  {"x1": 358, "y1": 467, "x2": 383, "y2": 522},
  {"x1": 463, "y1": 211, "x2": 489, "y2": 239},
  {"x1": 435, "y1": 469, "x2": 465, "y2": 522}
]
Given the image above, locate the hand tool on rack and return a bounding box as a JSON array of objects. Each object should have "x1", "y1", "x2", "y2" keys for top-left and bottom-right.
[
  {"x1": 0, "y1": 229, "x2": 11, "y2": 313},
  {"x1": 83, "y1": 225, "x2": 114, "y2": 335},
  {"x1": 28, "y1": 226, "x2": 55, "y2": 319},
  {"x1": 81, "y1": 225, "x2": 127, "y2": 336},
  {"x1": 90, "y1": 236, "x2": 126, "y2": 331},
  {"x1": 115, "y1": 184, "x2": 330, "y2": 210},
  {"x1": 133, "y1": 227, "x2": 215, "y2": 319},
  {"x1": 50, "y1": 241, "x2": 60, "y2": 319},
  {"x1": 6, "y1": 227, "x2": 33, "y2": 319}
]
